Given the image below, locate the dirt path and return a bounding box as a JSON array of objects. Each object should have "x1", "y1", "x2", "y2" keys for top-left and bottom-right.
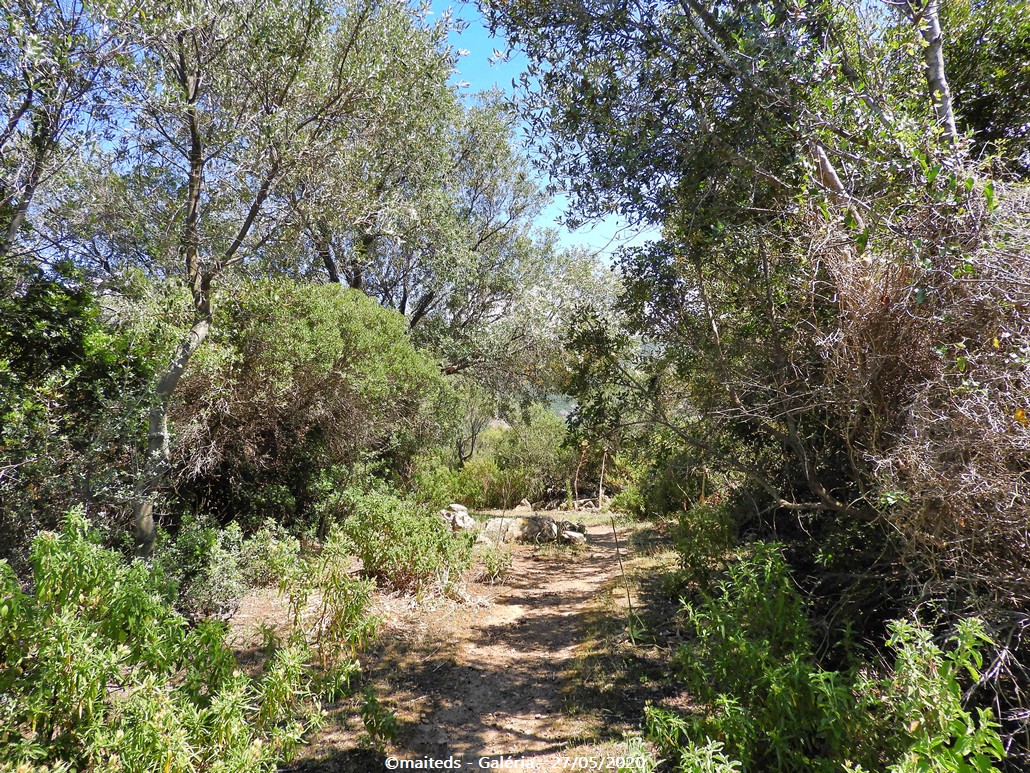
[
  {"x1": 280, "y1": 515, "x2": 658, "y2": 772},
  {"x1": 391, "y1": 519, "x2": 628, "y2": 766}
]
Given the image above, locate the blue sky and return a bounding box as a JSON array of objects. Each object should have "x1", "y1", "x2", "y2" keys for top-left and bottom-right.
[{"x1": 428, "y1": 1, "x2": 659, "y2": 261}]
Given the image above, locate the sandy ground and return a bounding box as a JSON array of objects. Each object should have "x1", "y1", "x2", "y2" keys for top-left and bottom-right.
[
  {"x1": 255, "y1": 514, "x2": 651, "y2": 772},
  {"x1": 387, "y1": 519, "x2": 627, "y2": 766}
]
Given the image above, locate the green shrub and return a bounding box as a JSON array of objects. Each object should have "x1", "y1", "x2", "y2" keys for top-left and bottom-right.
[
  {"x1": 0, "y1": 509, "x2": 313, "y2": 772},
  {"x1": 360, "y1": 686, "x2": 399, "y2": 752},
  {"x1": 671, "y1": 502, "x2": 735, "y2": 588},
  {"x1": 280, "y1": 527, "x2": 379, "y2": 702},
  {"x1": 411, "y1": 454, "x2": 466, "y2": 508},
  {"x1": 876, "y1": 618, "x2": 1006, "y2": 773},
  {"x1": 170, "y1": 279, "x2": 455, "y2": 532},
  {"x1": 340, "y1": 488, "x2": 472, "y2": 594},
  {"x1": 491, "y1": 404, "x2": 574, "y2": 504},
  {"x1": 463, "y1": 457, "x2": 513, "y2": 509},
  {"x1": 0, "y1": 267, "x2": 156, "y2": 576},
  {"x1": 240, "y1": 519, "x2": 302, "y2": 587},
  {"x1": 610, "y1": 480, "x2": 645, "y2": 517},
  {"x1": 475, "y1": 542, "x2": 514, "y2": 584},
  {"x1": 411, "y1": 452, "x2": 489, "y2": 509},
  {"x1": 602, "y1": 437, "x2": 711, "y2": 519},
  {"x1": 648, "y1": 544, "x2": 1005, "y2": 773},
  {"x1": 160, "y1": 515, "x2": 246, "y2": 620}
]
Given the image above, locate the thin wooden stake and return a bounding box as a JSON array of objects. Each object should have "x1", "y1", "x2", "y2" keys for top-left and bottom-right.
[{"x1": 611, "y1": 517, "x2": 636, "y2": 643}]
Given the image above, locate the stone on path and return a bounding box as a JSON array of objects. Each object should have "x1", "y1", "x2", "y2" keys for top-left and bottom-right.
[
  {"x1": 439, "y1": 503, "x2": 476, "y2": 532},
  {"x1": 478, "y1": 515, "x2": 588, "y2": 545}
]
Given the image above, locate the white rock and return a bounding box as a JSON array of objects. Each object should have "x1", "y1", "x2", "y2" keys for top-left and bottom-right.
[
  {"x1": 439, "y1": 505, "x2": 476, "y2": 532},
  {"x1": 480, "y1": 517, "x2": 520, "y2": 544}
]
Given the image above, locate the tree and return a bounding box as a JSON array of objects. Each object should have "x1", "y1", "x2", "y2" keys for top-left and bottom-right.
[
  {"x1": 488, "y1": 0, "x2": 1030, "y2": 633},
  {"x1": 283, "y1": 87, "x2": 557, "y2": 383},
  {"x1": 942, "y1": 0, "x2": 1030, "y2": 171},
  {"x1": 75, "y1": 0, "x2": 461, "y2": 555},
  {"x1": 0, "y1": 0, "x2": 121, "y2": 259},
  {"x1": 902, "y1": 0, "x2": 958, "y2": 143}
]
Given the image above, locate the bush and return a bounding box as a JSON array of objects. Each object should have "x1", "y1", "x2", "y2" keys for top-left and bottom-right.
[
  {"x1": 340, "y1": 487, "x2": 472, "y2": 594},
  {"x1": 279, "y1": 528, "x2": 379, "y2": 702},
  {"x1": 462, "y1": 457, "x2": 519, "y2": 509},
  {"x1": 492, "y1": 404, "x2": 574, "y2": 501},
  {"x1": 240, "y1": 519, "x2": 302, "y2": 587},
  {"x1": 0, "y1": 266, "x2": 156, "y2": 575},
  {"x1": 411, "y1": 452, "x2": 490, "y2": 510},
  {"x1": 671, "y1": 502, "x2": 735, "y2": 588},
  {"x1": 159, "y1": 514, "x2": 246, "y2": 621},
  {"x1": 609, "y1": 479, "x2": 645, "y2": 517},
  {"x1": 475, "y1": 542, "x2": 514, "y2": 584},
  {"x1": 169, "y1": 279, "x2": 456, "y2": 532},
  {"x1": 647, "y1": 543, "x2": 1005, "y2": 772},
  {"x1": 0, "y1": 509, "x2": 313, "y2": 772}
]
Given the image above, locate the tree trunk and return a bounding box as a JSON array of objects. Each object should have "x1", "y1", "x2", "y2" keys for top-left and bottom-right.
[
  {"x1": 811, "y1": 143, "x2": 866, "y2": 231},
  {"x1": 133, "y1": 58, "x2": 208, "y2": 557},
  {"x1": 132, "y1": 314, "x2": 211, "y2": 556},
  {"x1": 407, "y1": 290, "x2": 437, "y2": 329},
  {"x1": 346, "y1": 232, "x2": 372, "y2": 290},
  {"x1": 313, "y1": 220, "x2": 341, "y2": 283},
  {"x1": 906, "y1": 0, "x2": 958, "y2": 143}
]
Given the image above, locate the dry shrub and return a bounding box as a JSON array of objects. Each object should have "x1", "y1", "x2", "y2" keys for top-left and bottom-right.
[
  {"x1": 813, "y1": 178, "x2": 1030, "y2": 760},
  {"x1": 163, "y1": 280, "x2": 454, "y2": 529}
]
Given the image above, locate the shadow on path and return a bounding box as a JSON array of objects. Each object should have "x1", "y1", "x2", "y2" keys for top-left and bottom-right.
[{"x1": 286, "y1": 519, "x2": 643, "y2": 771}]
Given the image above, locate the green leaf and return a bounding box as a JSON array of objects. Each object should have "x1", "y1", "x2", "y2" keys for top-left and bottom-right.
[
  {"x1": 856, "y1": 229, "x2": 869, "y2": 254},
  {"x1": 984, "y1": 180, "x2": 996, "y2": 211}
]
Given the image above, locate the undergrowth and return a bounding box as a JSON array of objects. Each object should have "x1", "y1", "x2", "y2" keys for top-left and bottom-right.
[
  {"x1": 0, "y1": 509, "x2": 315, "y2": 772},
  {"x1": 645, "y1": 540, "x2": 1005, "y2": 772},
  {"x1": 339, "y1": 487, "x2": 472, "y2": 594}
]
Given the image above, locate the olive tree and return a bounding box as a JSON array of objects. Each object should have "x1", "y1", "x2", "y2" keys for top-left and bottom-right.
[
  {"x1": 88, "y1": 0, "x2": 457, "y2": 555},
  {"x1": 0, "y1": 0, "x2": 123, "y2": 260}
]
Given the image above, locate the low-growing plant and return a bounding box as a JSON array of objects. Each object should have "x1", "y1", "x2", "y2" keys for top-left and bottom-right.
[
  {"x1": 614, "y1": 736, "x2": 663, "y2": 773},
  {"x1": 278, "y1": 527, "x2": 379, "y2": 703},
  {"x1": 340, "y1": 487, "x2": 472, "y2": 594},
  {"x1": 240, "y1": 519, "x2": 302, "y2": 587},
  {"x1": 673, "y1": 738, "x2": 742, "y2": 773},
  {"x1": 879, "y1": 618, "x2": 1005, "y2": 773},
  {"x1": 160, "y1": 514, "x2": 246, "y2": 620},
  {"x1": 360, "y1": 685, "x2": 399, "y2": 753},
  {"x1": 411, "y1": 452, "x2": 483, "y2": 509},
  {"x1": 476, "y1": 542, "x2": 514, "y2": 584},
  {"x1": 610, "y1": 480, "x2": 646, "y2": 517},
  {"x1": 648, "y1": 543, "x2": 1005, "y2": 772},
  {"x1": 0, "y1": 509, "x2": 313, "y2": 772}
]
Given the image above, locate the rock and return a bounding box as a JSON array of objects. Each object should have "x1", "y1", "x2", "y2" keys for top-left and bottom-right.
[
  {"x1": 519, "y1": 516, "x2": 558, "y2": 543},
  {"x1": 555, "y1": 519, "x2": 588, "y2": 544},
  {"x1": 480, "y1": 514, "x2": 587, "y2": 545},
  {"x1": 439, "y1": 504, "x2": 476, "y2": 532},
  {"x1": 513, "y1": 498, "x2": 534, "y2": 513},
  {"x1": 479, "y1": 516, "x2": 520, "y2": 544},
  {"x1": 556, "y1": 518, "x2": 586, "y2": 532}
]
